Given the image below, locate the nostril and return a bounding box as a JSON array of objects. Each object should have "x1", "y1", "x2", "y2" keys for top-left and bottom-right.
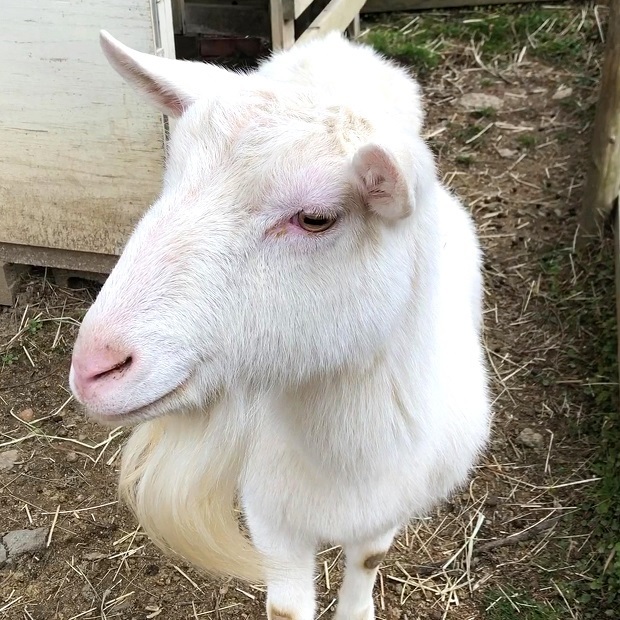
[
  {"x1": 72, "y1": 348, "x2": 136, "y2": 394},
  {"x1": 92, "y1": 355, "x2": 133, "y2": 381}
]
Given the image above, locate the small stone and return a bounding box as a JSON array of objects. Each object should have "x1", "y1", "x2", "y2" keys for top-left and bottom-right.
[
  {"x1": 486, "y1": 495, "x2": 500, "y2": 507},
  {"x1": 18, "y1": 408, "x2": 35, "y2": 422},
  {"x1": 517, "y1": 427, "x2": 544, "y2": 450},
  {"x1": 144, "y1": 563, "x2": 159, "y2": 576},
  {"x1": 1, "y1": 527, "x2": 49, "y2": 565},
  {"x1": 66, "y1": 451, "x2": 78, "y2": 463},
  {"x1": 82, "y1": 583, "x2": 94, "y2": 601},
  {"x1": 0, "y1": 449, "x2": 19, "y2": 472},
  {"x1": 459, "y1": 92, "x2": 503, "y2": 112},
  {"x1": 552, "y1": 86, "x2": 573, "y2": 100},
  {"x1": 498, "y1": 147, "x2": 518, "y2": 159}
]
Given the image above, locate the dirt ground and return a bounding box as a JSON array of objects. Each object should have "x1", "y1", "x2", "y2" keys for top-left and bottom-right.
[{"x1": 0, "y1": 3, "x2": 615, "y2": 619}]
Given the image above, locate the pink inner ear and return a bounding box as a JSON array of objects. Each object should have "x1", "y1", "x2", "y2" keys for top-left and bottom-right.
[
  {"x1": 357, "y1": 147, "x2": 400, "y2": 196},
  {"x1": 353, "y1": 144, "x2": 412, "y2": 220},
  {"x1": 123, "y1": 62, "x2": 186, "y2": 116},
  {"x1": 366, "y1": 173, "x2": 391, "y2": 198},
  {"x1": 146, "y1": 85, "x2": 185, "y2": 117}
]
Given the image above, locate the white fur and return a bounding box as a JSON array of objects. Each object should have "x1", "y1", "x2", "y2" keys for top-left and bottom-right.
[{"x1": 70, "y1": 30, "x2": 491, "y2": 620}]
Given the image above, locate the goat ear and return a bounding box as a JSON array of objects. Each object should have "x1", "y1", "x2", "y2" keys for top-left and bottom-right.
[
  {"x1": 352, "y1": 144, "x2": 413, "y2": 220},
  {"x1": 100, "y1": 30, "x2": 237, "y2": 117}
]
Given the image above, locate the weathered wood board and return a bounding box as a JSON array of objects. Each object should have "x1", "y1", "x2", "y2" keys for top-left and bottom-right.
[
  {"x1": 0, "y1": 0, "x2": 172, "y2": 258},
  {"x1": 580, "y1": 0, "x2": 619, "y2": 237}
]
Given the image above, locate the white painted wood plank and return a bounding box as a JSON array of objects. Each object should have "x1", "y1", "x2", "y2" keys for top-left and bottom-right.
[{"x1": 0, "y1": 0, "x2": 172, "y2": 256}]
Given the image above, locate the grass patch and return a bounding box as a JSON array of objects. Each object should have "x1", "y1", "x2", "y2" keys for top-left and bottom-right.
[
  {"x1": 361, "y1": 3, "x2": 601, "y2": 69},
  {"x1": 456, "y1": 123, "x2": 490, "y2": 145},
  {"x1": 362, "y1": 30, "x2": 440, "y2": 72},
  {"x1": 544, "y1": 240, "x2": 620, "y2": 618},
  {"x1": 484, "y1": 589, "x2": 567, "y2": 620},
  {"x1": 456, "y1": 153, "x2": 475, "y2": 166},
  {"x1": 470, "y1": 107, "x2": 497, "y2": 120},
  {"x1": 517, "y1": 133, "x2": 538, "y2": 149},
  {"x1": 26, "y1": 317, "x2": 43, "y2": 335},
  {"x1": 576, "y1": 250, "x2": 620, "y2": 618},
  {"x1": 1, "y1": 351, "x2": 18, "y2": 367}
]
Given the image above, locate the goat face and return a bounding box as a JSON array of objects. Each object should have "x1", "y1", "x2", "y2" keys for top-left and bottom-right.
[{"x1": 69, "y1": 32, "x2": 421, "y2": 425}]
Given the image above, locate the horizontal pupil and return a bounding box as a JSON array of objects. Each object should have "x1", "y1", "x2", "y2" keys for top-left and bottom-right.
[{"x1": 304, "y1": 216, "x2": 327, "y2": 225}]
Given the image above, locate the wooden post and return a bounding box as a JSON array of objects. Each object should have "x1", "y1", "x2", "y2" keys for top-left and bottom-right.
[
  {"x1": 270, "y1": 0, "x2": 295, "y2": 50},
  {"x1": 0, "y1": 263, "x2": 19, "y2": 307},
  {"x1": 347, "y1": 13, "x2": 360, "y2": 39},
  {"x1": 580, "y1": 1, "x2": 620, "y2": 238}
]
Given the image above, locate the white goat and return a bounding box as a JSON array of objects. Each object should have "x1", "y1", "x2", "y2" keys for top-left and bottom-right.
[{"x1": 69, "y1": 29, "x2": 491, "y2": 620}]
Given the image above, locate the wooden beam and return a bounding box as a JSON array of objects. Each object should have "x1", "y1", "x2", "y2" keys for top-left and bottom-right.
[
  {"x1": 296, "y1": 0, "x2": 366, "y2": 44},
  {"x1": 0, "y1": 242, "x2": 118, "y2": 275},
  {"x1": 362, "y1": 0, "x2": 547, "y2": 14},
  {"x1": 580, "y1": 1, "x2": 620, "y2": 238}
]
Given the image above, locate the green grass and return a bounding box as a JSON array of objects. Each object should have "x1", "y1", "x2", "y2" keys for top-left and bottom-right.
[
  {"x1": 1, "y1": 352, "x2": 18, "y2": 367},
  {"x1": 517, "y1": 133, "x2": 538, "y2": 149},
  {"x1": 578, "y1": 288, "x2": 620, "y2": 618},
  {"x1": 26, "y1": 317, "x2": 43, "y2": 335},
  {"x1": 362, "y1": 30, "x2": 440, "y2": 71},
  {"x1": 455, "y1": 123, "x2": 490, "y2": 146},
  {"x1": 470, "y1": 107, "x2": 498, "y2": 120},
  {"x1": 543, "y1": 242, "x2": 620, "y2": 619},
  {"x1": 455, "y1": 153, "x2": 474, "y2": 166},
  {"x1": 361, "y1": 4, "x2": 599, "y2": 70},
  {"x1": 484, "y1": 589, "x2": 566, "y2": 620}
]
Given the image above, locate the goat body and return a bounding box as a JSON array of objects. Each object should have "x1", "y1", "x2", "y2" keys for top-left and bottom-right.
[{"x1": 70, "y1": 30, "x2": 491, "y2": 620}]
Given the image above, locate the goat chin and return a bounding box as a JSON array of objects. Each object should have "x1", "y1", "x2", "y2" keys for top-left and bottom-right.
[{"x1": 118, "y1": 407, "x2": 268, "y2": 583}]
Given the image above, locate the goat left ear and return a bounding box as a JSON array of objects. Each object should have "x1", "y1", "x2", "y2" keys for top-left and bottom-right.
[
  {"x1": 99, "y1": 30, "x2": 239, "y2": 117},
  {"x1": 352, "y1": 144, "x2": 413, "y2": 220}
]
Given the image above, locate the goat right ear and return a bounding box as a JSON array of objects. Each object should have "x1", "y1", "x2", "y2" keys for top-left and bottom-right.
[
  {"x1": 100, "y1": 30, "x2": 238, "y2": 117},
  {"x1": 352, "y1": 144, "x2": 413, "y2": 221}
]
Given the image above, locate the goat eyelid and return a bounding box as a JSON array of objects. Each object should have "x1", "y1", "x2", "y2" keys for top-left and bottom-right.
[{"x1": 293, "y1": 210, "x2": 338, "y2": 233}]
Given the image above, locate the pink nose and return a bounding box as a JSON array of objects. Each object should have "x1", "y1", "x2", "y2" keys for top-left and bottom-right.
[{"x1": 71, "y1": 346, "x2": 134, "y2": 402}]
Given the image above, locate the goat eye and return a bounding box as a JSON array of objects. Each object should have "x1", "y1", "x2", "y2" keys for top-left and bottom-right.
[{"x1": 296, "y1": 212, "x2": 337, "y2": 233}]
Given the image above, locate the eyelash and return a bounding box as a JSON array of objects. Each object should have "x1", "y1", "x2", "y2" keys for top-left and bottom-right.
[{"x1": 291, "y1": 211, "x2": 338, "y2": 233}]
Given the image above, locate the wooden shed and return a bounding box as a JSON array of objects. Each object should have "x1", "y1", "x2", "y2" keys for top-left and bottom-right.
[{"x1": 0, "y1": 0, "x2": 363, "y2": 304}]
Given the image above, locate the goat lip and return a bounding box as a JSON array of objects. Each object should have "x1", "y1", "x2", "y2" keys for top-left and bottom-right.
[{"x1": 85, "y1": 375, "x2": 192, "y2": 426}]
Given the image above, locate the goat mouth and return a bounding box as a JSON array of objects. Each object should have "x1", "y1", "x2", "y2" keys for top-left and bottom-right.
[{"x1": 86, "y1": 375, "x2": 193, "y2": 427}]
